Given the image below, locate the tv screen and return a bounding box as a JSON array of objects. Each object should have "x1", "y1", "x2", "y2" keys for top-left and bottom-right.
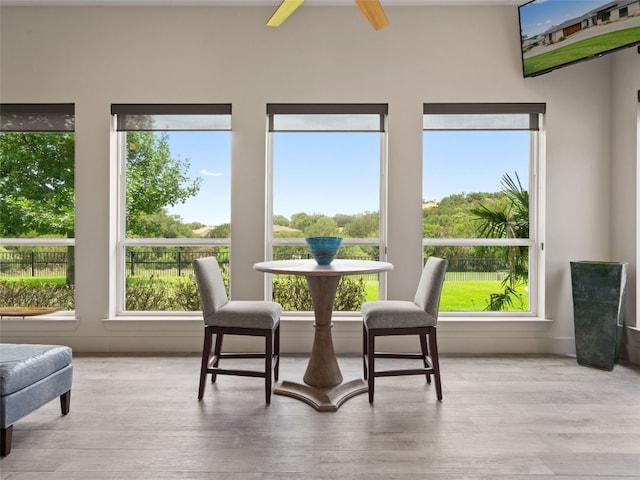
[{"x1": 518, "y1": 0, "x2": 640, "y2": 77}]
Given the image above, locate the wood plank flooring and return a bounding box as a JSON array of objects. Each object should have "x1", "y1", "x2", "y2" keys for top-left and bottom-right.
[{"x1": 1, "y1": 354, "x2": 639, "y2": 479}]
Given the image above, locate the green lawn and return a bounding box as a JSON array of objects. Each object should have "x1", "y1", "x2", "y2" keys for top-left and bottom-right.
[
  {"x1": 2, "y1": 276, "x2": 67, "y2": 286},
  {"x1": 523, "y1": 26, "x2": 640, "y2": 76},
  {"x1": 363, "y1": 279, "x2": 528, "y2": 312},
  {"x1": 440, "y1": 280, "x2": 528, "y2": 312}
]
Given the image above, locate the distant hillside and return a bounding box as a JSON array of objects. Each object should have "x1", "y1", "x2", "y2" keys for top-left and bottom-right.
[{"x1": 193, "y1": 224, "x2": 302, "y2": 237}]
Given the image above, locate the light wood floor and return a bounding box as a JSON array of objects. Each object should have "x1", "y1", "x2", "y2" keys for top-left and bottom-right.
[{"x1": 1, "y1": 354, "x2": 639, "y2": 479}]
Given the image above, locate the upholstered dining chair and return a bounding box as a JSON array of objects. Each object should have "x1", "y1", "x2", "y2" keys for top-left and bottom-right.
[
  {"x1": 193, "y1": 257, "x2": 281, "y2": 404},
  {"x1": 361, "y1": 256, "x2": 448, "y2": 403}
]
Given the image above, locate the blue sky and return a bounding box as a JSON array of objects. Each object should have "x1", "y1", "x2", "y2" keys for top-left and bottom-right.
[
  {"x1": 165, "y1": 131, "x2": 231, "y2": 226},
  {"x1": 272, "y1": 132, "x2": 380, "y2": 219},
  {"x1": 164, "y1": 130, "x2": 529, "y2": 227},
  {"x1": 423, "y1": 131, "x2": 529, "y2": 203},
  {"x1": 519, "y1": 0, "x2": 613, "y2": 38}
]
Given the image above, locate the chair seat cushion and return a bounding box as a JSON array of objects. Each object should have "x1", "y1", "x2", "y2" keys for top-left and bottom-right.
[
  {"x1": 362, "y1": 300, "x2": 437, "y2": 329},
  {"x1": 0, "y1": 344, "x2": 73, "y2": 396},
  {"x1": 205, "y1": 301, "x2": 281, "y2": 329}
]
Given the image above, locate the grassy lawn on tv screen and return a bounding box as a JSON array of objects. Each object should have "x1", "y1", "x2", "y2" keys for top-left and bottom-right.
[{"x1": 523, "y1": 26, "x2": 640, "y2": 76}]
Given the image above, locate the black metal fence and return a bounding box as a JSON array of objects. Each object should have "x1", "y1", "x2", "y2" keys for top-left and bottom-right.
[
  {"x1": 0, "y1": 250, "x2": 230, "y2": 278},
  {"x1": 124, "y1": 250, "x2": 229, "y2": 277},
  {"x1": 1, "y1": 250, "x2": 508, "y2": 281},
  {"x1": 0, "y1": 251, "x2": 68, "y2": 277}
]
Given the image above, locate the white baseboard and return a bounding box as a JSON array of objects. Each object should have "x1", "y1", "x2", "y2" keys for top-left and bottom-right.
[
  {"x1": 0, "y1": 318, "x2": 577, "y2": 356},
  {"x1": 622, "y1": 326, "x2": 640, "y2": 364}
]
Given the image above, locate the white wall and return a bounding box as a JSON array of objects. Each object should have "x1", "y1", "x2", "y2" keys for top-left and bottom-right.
[
  {"x1": 611, "y1": 46, "x2": 640, "y2": 363},
  {"x1": 0, "y1": 5, "x2": 636, "y2": 358}
]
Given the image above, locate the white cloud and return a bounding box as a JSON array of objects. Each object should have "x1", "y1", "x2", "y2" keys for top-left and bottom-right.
[{"x1": 200, "y1": 169, "x2": 222, "y2": 177}]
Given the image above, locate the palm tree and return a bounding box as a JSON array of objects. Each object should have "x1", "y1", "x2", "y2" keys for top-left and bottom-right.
[{"x1": 471, "y1": 172, "x2": 529, "y2": 311}]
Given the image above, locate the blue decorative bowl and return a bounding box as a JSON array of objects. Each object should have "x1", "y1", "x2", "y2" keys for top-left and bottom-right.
[{"x1": 305, "y1": 236, "x2": 343, "y2": 265}]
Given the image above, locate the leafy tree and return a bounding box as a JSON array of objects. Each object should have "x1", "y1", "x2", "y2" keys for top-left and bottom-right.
[
  {"x1": 290, "y1": 212, "x2": 329, "y2": 232},
  {"x1": 0, "y1": 131, "x2": 201, "y2": 284},
  {"x1": 1, "y1": 133, "x2": 75, "y2": 282},
  {"x1": 207, "y1": 223, "x2": 230, "y2": 238},
  {"x1": 273, "y1": 215, "x2": 290, "y2": 227},
  {"x1": 125, "y1": 132, "x2": 201, "y2": 235},
  {"x1": 303, "y1": 216, "x2": 339, "y2": 237},
  {"x1": 471, "y1": 172, "x2": 529, "y2": 311},
  {"x1": 0, "y1": 133, "x2": 74, "y2": 237},
  {"x1": 130, "y1": 209, "x2": 196, "y2": 238},
  {"x1": 333, "y1": 213, "x2": 355, "y2": 229},
  {"x1": 342, "y1": 212, "x2": 378, "y2": 238},
  {"x1": 186, "y1": 221, "x2": 206, "y2": 230}
]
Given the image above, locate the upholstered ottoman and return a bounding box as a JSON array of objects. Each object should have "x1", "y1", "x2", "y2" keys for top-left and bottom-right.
[{"x1": 0, "y1": 343, "x2": 73, "y2": 456}]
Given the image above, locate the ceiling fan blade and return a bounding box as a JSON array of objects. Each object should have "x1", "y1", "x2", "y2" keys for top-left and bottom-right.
[
  {"x1": 354, "y1": 0, "x2": 389, "y2": 30},
  {"x1": 267, "y1": 0, "x2": 305, "y2": 27}
]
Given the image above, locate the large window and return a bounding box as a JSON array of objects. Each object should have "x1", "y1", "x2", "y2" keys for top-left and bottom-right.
[
  {"x1": 112, "y1": 104, "x2": 231, "y2": 313},
  {"x1": 266, "y1": 104, "x2": 388, "y2": 313},
  {"x1": 423, "y1": 103, "x2": 545, "y2": 316},
  {"x1": 0, "y1": 104, "x2": 76, "y2": 312}
]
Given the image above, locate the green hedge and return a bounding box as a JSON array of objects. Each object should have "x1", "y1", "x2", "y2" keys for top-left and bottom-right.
[
  {"x1": 0, "y1": 280, "x2": 74, "y2": 309},
  {"x1": 0, "y1": 274, "x2": 368, "y2": 312},
  {"x1": 272, "y1": 275, "x2": 367, "y2": 311}
]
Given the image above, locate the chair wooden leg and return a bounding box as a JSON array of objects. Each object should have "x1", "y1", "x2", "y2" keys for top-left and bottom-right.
[
  {"x1": 198, "y1": 330, "x2": 212, "y2": 400},
  {"x1": 1, "y1": 425, "x2": 12, "y2": 457},
  {"x1": 274, "y1": 324, "x2": 280, "y2": 381},
  {"x1": 363, "y1": 324, "x2": 368, "y2": 380},
  {"x1": 367, "y1": 330, "x2": 375, "y2": 403},
  {"x1": 428, "y1": 328, "x2": 442, "y2": 401},
  {"x1": 420, "y1": 334, "x2": 431, "y2": 384},
  {"x1": 211, "y1": 333, "x2": 223, "y2": 383},
  {"x1": 265, "y1": 332, "x2": 273, "y2": 404},
  {"x1": 60, "y1": 390, "x2": 71, "y2": 415}
]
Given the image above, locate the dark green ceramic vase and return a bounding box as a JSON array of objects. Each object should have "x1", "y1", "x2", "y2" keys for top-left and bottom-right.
[{"x1": 570, "y1": 261, "x2": 627, "y2": 371}]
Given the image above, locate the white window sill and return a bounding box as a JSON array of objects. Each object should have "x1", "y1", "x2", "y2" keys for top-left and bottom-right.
[
  {"x1": 0, "y1": 314, "x2": 79, "y2": 332},
  {"x1": 0, "y1": 312, "x2": 553, "y2": 333},
  {"x1": 101, "y1": 314, "x2": 553, "y2": 333}
]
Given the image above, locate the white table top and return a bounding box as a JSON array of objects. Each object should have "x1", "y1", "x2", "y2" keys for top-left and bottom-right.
[{"x1": 253, "y1": 259, "x2": 393, "y2": 277}]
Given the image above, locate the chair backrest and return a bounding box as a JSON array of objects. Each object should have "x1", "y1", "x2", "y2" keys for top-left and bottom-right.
[
  {"x1": 193, "y1": 257, "x2": 229, "y2": 319},
  {"x1": 414, "y1": 256, "x2": 448, "y2": 317}
]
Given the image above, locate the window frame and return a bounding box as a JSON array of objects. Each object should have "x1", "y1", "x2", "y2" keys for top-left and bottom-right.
[
  {"x1": 265, "y1": 103, "x2": 389, "y2": 315},
  {"x1": 0, "y1": 103, "x2": 76, "y2": 313},
  {"x1": 111, "y1": 103, "x2": 232, "y2": 316},
  {"x1": 422, "y1": 102, "x2": 546, "y2": 318}
]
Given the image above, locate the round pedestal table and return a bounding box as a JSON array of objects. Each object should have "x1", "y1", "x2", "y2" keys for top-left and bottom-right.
[{"x1": 254, "y1": 259, "x2": 393, "y2": 411}]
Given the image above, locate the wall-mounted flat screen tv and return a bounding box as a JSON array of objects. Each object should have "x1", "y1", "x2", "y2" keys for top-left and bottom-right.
[{"x1": 519, "y1": 0, "x2": 640, "y2": 77}]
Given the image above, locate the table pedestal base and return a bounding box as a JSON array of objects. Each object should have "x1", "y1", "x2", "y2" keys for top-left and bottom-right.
[{"x1": 274, "y1": 378, "x2": 368, "y2": 412}]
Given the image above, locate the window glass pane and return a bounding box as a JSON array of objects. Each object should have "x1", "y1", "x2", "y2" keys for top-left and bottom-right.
[
  {"x1": 423, "y1": 112, "x2": 536, "y2": 315},
  {"x1": 423, "y1": 130, "x2": 530, "y2": 239},
  {"x1": 271, "y1": 129, "x2": 383, "y2": 312},
  {"x1": 273, "y1": 132, "x2": 379, "y2": 224},
  {"x1": 0, "y1": 131, "x2": 75, "y2": 310},
  {"x1": 0, "y1": 114, "x2": 75, "y2": 132},
  {"x1": 423, "y1": 114, "x2": 531, "y2": 130},
  {"x1": 425, "y1": 245, "x2": 530, "y2": 312},
  {"x1": 124, "y1": 246, "x2": 227, "y2": 311},
  {"x1": 271, "y1": 245, "x2": 382, "y2": 311},
  {"x1": 0, "y1": 246, "x2": 75, "y2": 310},
  {"x1": 118, "y1": 113, "x2": 231, "y2": 313},
  {"x1": 125, "y1": 131, "x2": 231, "y2": 238},
  {"x1": 273, "y1": 114, "x2": 381, "y2": 131},
  {"x1": 1, "y1": 104, "x2": 75, "y2": 132},
  {"x1": 120, "y1": 114, "x2": 230, "y2": 131}
]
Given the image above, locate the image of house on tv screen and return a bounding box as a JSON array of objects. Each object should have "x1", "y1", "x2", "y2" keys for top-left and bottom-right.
[{"x1": 519, "y1": 0, "x2": 640, "y2": 77}]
